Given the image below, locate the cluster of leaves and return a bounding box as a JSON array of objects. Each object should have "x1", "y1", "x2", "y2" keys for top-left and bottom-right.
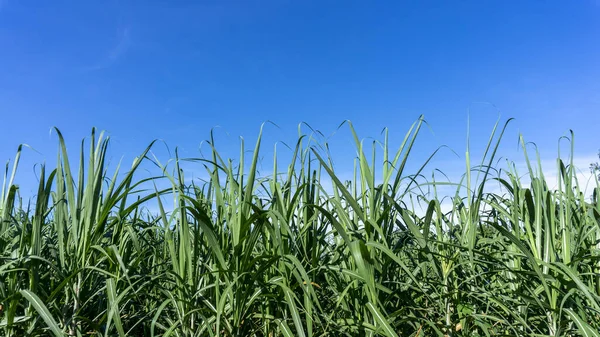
[
  {"x1": 1, "y1": 118, "x2": 600, "y2": 336},
  {"x1": 591, "y1": 150, "x2": 600, "y2": 177}
]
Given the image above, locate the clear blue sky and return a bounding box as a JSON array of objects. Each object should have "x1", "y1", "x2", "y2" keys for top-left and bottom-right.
[{"x1": 1, "y1": 1, "x2": 599, "y2": 195}]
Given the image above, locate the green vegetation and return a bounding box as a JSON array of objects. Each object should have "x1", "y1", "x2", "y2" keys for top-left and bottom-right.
[
  {"x1": 1, "y1": 117, "x2": 600, "y2": 336},
  {"x1": 591, "y1": 151, "x2": 599, "y2": 178}
]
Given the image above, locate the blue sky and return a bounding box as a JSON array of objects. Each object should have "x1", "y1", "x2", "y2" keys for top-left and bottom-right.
[{"x1": 1, "y1": 0, "x2": 599, "y2": 196}]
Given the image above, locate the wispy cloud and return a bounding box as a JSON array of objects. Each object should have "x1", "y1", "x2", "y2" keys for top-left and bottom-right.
[
  {"x1": 84, "y1": 27, "x2": 131, "y2": 71},
  {"x1": 108, "y1": 27, "x2": 131, "y2": 62}
]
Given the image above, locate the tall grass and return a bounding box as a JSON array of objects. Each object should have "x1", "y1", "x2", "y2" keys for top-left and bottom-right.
[{"x1": 1, "y1": 117, "x2": 599, "y2": 336}]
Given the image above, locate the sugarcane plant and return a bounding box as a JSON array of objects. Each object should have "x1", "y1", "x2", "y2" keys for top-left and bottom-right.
[{"x1": 1, "y1": 117, "x2": 599, "y2": 336}]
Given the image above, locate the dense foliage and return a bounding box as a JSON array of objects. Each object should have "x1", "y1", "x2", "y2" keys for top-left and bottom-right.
[
  {"x1": 1, "y1": 117, "x2": 600, "y2": 336},
  {"x1": 591, "y1": 151, "x2": 599, "y2": 177}
]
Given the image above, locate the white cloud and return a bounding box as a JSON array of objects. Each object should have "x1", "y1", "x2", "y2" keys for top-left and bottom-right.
[
  {"x1": 498, "y1": 154, "x2": 598, "y2": 198},
  {"x1": 403, "y1": 153, "x2": 599, "y2": 217}
]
